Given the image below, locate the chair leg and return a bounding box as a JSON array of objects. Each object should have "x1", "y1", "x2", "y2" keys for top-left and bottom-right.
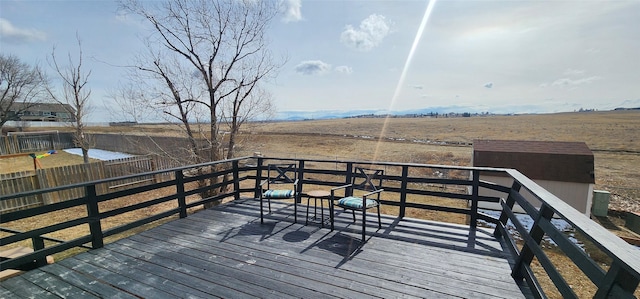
[
  {"x1": 330, "y1": 201, "x2": 334, "y2": 231},
  {"x1": 293, "y1": 196, "x2": 297, "y2": 223},
  {"x1": 377, "y1": 205, "x2": 381, "y2": 229},
  {"x1": 268, "y1": 198, "x2": 271, "y2": 213},
  {"x1": 306, "y1": 196, "x2": 310, "y2": 225},
  {"x1": 362, "y1": 208, "x2": 366, "y2": 242},
  {"x1": 260, "y1": 196, "x2": 264, "y2": 224},
  {"x1": 351, "y1": 210, "x2": 356, "y2": 222}
]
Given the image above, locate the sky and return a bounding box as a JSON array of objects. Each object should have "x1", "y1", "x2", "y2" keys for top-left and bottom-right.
[{"x1": 2, "y1": 0, "x2": 639, "y2": 122}]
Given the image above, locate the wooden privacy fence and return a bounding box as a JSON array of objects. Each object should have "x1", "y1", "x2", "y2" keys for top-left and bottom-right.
[
  {"x1": 0, "y1": 155, "x2": 176, "y2": 213},
  {"x1": 0, "y1": 132, "x2": 74, "y2": 155}
]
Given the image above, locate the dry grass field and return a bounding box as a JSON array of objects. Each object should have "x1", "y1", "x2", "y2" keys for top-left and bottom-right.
[{"x1": 239, "y1": 110, "x2": 639, "y2": 212}]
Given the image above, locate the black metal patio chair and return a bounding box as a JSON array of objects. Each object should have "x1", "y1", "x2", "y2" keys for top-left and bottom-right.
[
  {"x1": 330, "y1": 167, "x2": 384, "y2": 242},
  {"x1": 259, "y1": 163, "x2": 299, "y2": 224}
]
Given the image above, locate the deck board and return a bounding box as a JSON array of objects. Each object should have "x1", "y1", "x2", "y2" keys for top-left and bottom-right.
[{"x1": 1, "y1": 198, "x2": 530, "y2": 298}]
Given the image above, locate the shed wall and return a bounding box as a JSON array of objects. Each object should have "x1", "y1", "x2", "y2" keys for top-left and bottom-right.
[{"x1": 478, "y1": 175, "x2": 594, "y2": 216}]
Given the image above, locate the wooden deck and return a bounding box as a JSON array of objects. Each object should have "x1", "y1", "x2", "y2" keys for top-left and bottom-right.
[{"x1": 0, "y1": 198, "x2": 531, "y2": 298}]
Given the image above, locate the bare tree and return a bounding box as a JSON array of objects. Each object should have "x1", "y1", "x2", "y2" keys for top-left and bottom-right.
[
  {"x1": 118, "y1": 0, "x2": 282, "y2": 205},
  {"x1": 119, "y1": 0, "x2": 282, "y2": 162},
  {"x1": 0, "y1": 54, "x2": 47, "y2": 129},
  {"x1": 113, "y1": 45, "x2": 209, "y2": 166},
  {"x1": 47, "y1": 35, "x2": 93, "y2": 163}
]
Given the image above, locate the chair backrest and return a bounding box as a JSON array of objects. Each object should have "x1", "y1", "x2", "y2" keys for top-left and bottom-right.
[
  {"x1": 266, "y1": 163, "x2": 297, "y2": 189},
  {"x1": 351, "y1": 167, "x2": 383, "y2": 193}
]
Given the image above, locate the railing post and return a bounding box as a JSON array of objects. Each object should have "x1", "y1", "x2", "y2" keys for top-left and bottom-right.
[
  {"x1": 399, "y1": 165, "x2": 408, "y2": 219},
  {"x1": 494, "y1": 181, "x2": 522, "y2": 238},
  {"x1": 176, "y1": 170, "x2": 187, "y2": 218},
  {"x1": 31, "y1": 236, "x2": 47, "y2": 267},
  {"x1": 254, "y1": 158, "x2": 263, "y2": 199},
  {"x1": 297, "y1": 160, "x2": 305, "y2": 203},
  {"x1": 85, "y1": 184, "x2": 103, "y2": 249},
  {"x1": 512, "y1": 204, "x2": 555, "y2": 280},
  {"x1": 233, "y1": 160, "x2": 240, "y2": 201},
  {"x1": 470, "y1": 170, "x2": 480, "y2": 229},
  {"x1": 594, "y1": 262, "x2": 640, "y2": 298}
]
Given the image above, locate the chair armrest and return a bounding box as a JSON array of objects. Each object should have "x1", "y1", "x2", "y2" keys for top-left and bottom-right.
[
  {"x1": 363, "y1": 188, "x2": 384, "y2": 199},
  {"x1": 331, "y1": 184, "x2": 352, "y2": 199},
  {"x1": 331, "y1": 184, "x2": 352, "y2": 191}
]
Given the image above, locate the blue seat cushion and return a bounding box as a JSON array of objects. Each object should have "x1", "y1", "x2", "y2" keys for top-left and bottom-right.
[
  {"x1": 264, "y1": 189, "x2": 293, "y2": 199},
  {"x1": 337, "y1": 196, "x2": 378, "y2": 209}
]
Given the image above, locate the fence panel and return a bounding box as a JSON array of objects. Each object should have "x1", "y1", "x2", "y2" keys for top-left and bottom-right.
[
  {"x1": 1, "y1": 155, "x2": 175, "y2": 209},
  {"x1": 104, "y1": 156, "x2": 155, "y2": 191},
  {"x1": 0, "y1": 171, "x2": 43, "y2": 212},
  {"x1": 0, "y1": 133, "x2": 75, "y2": 155},
  {"x1": 0, "y1": 136, "x2": 20, "y2": 155},
  {"x1": 17, "y1": 134, "x2": 55, "y2": 152},
  {"x1": 149, "y1": 155, "x2": 180, "y2": 182}
]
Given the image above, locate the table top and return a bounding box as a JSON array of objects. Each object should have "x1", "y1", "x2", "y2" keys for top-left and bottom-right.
[{"x1": 304, "y1": 190, "x2": 331, "y2": 198}]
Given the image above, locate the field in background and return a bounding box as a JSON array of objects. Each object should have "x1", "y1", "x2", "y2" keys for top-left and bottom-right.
[
  {"x1": 240, "y1": 111, "x2": 640, "y2": 213},
  {"x1": 10, "y1": 110, "x2": 640, "y2": 212}
]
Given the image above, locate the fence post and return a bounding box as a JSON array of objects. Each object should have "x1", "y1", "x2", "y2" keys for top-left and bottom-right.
[
  {"x1": 494, "y1": 181, "x2": 522, "y2": 238},
  {"x1": 176, "y1": 170, "x2": 187, "y2": 218},
  {"x1": 470, "y1": 170, "x2": 480, "y2": 229},
  {"x1": 150, "y1": 156, "x2": 158, "y2": 184},
  {"x1": 512, "y1": 204, "x2": 554, "y2": 280},
  {"x1": 399, "y1": 165, "x2": 408, "y2": 219},
  {"x1": 85, "y1": 184, "x2": 104, "y2": 249},
  {"x1": 254, "y1": 158, "x2": 263, "y2": 199},
  {"x1": 233, "y1": 160, "x2": 240, "y2": 201}
]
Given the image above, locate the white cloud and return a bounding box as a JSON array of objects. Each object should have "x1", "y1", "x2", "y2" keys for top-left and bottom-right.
[
  {"x1": 295, "y1": 60, "x2": 331, "y2": 75},
  {"x1": 340, "y1": 14, "x2": 391, "y2": 52},
  {"x1": 335, "y1": 65, "x2": 353, "y2": 74},
  {"x1": 551, "y1": 76, "x2": 602, "y2": 87},
  {"x1": 411, "y1": 85, "x2": 424, "y2": 90},
  {"x1": 484, "y1": 82, "x2": 493, "y2": 88},
  {"x1": 563, "y1": 69, "x2": 585, "y2": 76},
  {"x1": 281, "y1": 0, "x2": 302, "y2": 23},
  {"x1": 0, "y1": 18, "x2": 46, "y2": 43}
]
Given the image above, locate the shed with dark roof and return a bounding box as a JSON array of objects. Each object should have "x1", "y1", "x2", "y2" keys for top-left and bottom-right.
[{"x1": 473, "y1": 139, "x2": 595, "y2": 215}]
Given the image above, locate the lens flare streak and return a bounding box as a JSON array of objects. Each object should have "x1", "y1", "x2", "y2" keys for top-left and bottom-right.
[{"x1": 373, "y1": 0, "x2": 438, "y2": 161}]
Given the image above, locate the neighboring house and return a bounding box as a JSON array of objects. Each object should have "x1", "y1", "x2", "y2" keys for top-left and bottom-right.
[
  {"x1": 472, "y1": 139, "x2": 595, "y2": 216},
  {"x1": 7, "y1": 102, "x2": 76, "y2": 122}
]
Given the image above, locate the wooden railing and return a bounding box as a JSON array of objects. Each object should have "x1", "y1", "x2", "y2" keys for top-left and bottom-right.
[{"x1": 1, "y1": 156, "x2": 638, "y2": 297}]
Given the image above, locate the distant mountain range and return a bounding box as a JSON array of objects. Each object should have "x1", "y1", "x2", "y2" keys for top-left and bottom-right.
[{"x1": 276, "y1": 99, "x2": 640, "y2": 121}]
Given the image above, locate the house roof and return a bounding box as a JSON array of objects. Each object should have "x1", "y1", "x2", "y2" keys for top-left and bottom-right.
[{"x1": 9, "y1": 102, "x2": 75, "y2": 113}]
